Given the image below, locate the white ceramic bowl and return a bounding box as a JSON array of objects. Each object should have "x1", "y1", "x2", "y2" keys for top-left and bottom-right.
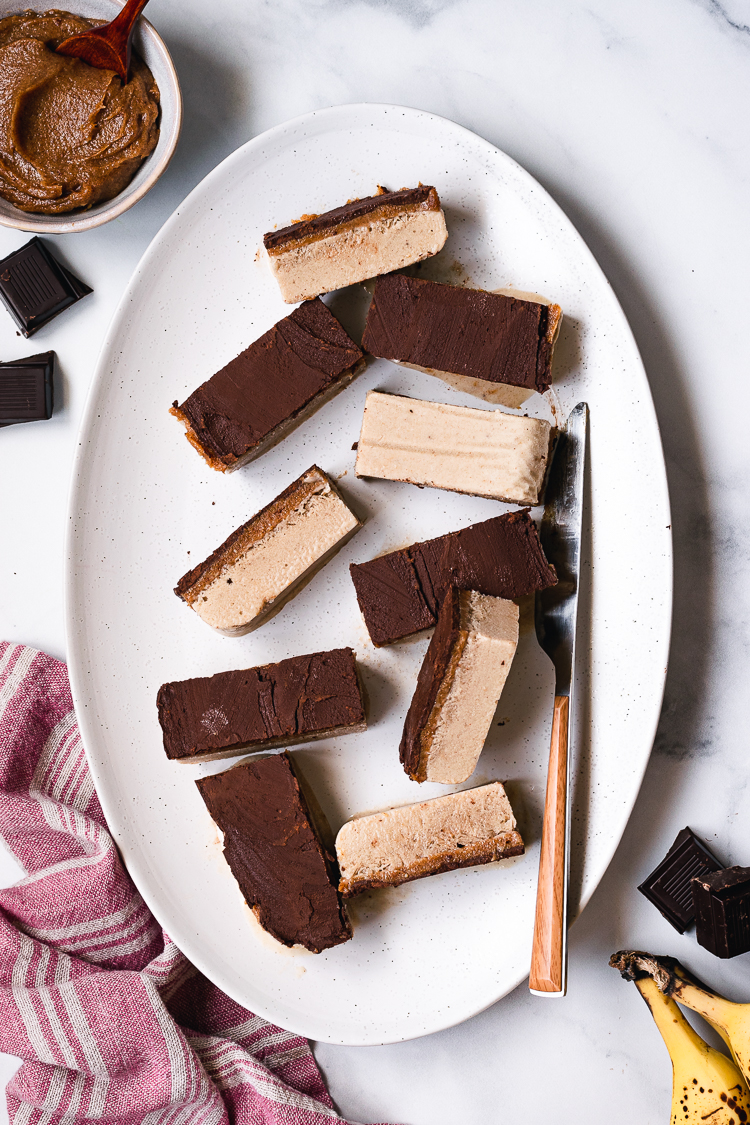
[{"x1": 0, "y1": 0, "x2": 182, "y2": 233}]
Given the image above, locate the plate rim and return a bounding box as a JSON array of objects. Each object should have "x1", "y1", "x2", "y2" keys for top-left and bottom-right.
[{"x1": 64, "y1": 101, "x2": 673, "y2": 1044}]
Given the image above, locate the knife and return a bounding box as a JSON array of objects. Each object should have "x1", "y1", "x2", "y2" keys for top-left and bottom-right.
[{"x1": 529, "y1": 401, "x2": 589, "y2": 997}]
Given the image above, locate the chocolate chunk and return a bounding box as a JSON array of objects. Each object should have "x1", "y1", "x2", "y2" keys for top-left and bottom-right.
[
  {"x1": 349, "y1": 509, "x2": 556, "y2": 647},
  {"x1": 0, "y1": 351, "x2": 54, "y2": 426},
  {"x1": 0, "y1": 238, "x2": 91, "y2": 336},
  {"x1": 157, "y1": 647, "x2": 366, "y2": 762},
  {"x1": 362, "y1": 274, "x2": 560, "y2": 393},
  {"x1": 196, "y1": 752, "x2": 351, "y2": 952},
  {"x1": 693, "y1": 867, "x2": 750, "y2": 958},
  {"x1": 637, "y1": 827, "x2": 722, "y2": 933},
  {"x1": 170, "y1": 298, "x2": 364, "y2": 472}
]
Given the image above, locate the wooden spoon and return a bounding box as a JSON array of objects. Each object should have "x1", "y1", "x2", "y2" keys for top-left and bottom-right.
[{"x1": 55, "y1": 0, "x2": 152, "y2": 83}]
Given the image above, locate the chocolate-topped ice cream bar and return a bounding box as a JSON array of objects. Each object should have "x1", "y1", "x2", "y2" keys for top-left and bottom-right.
[
  {"x1": 354, "y1": 391, "x2": 552, "y2": 505},
  {"x1": 174, "y1": 466, "x2": 361, "y2": 636},
  {"x1": 197, "y1": 752, "x2": 351, "y2": 953},
  {"x1": 171, "y1": 298, "x2": 364, "y2": 472},
  {"x1": 362, "y1": 274, "x2": 562, "y2": 408},
  {"x1": 336, "y1": 782, "x2": 524, "y2": 896},
  {"x1": 400, "y1": 588, "x2": 519, "y2": 784},
  {"x1": 349, "y1": 509, "x2": 556, "y2": 647},
  {"x1": 263, "y1": 186, "x2": 448, "y2": 303},
  {"x1": 157, "y1": 647, "x2": 366, "y2": 762}
]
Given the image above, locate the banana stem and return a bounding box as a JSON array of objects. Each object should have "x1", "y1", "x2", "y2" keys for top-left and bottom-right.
[{"x1": 610, "y1": 950, "x2": 740, "y2": 1034}]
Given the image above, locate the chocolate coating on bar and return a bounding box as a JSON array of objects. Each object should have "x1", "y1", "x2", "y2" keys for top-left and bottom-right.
[
  {"x1": 362, "y1": 274, "x2": 555, "y2": 393},
  {"x1": 0, "y1": 351, "x2": 54, "y2": 425},
  {"x1": 157, "y1": 647, "x2": 365, "y2": 761},
  {"x1": 637, "y1": 827, "x2": 723, "y2": 933},
  {"x1": 196, "y1": 752, "x2": 351, "y2": 952},
  {"x1": 172, "y1": 299, "x2": 363, "y2": 470},
  {"x1": 0, "y1": 238, "x2": 91, "y2": 337},
  {"x1": 350, "y1": 509, "x2": 556, "y2": 647},
  {"x1": 400, "y1": 585, "x2": 462, "y2": 779},
  {"x1": 264, "y1": 186, "x2": 441, "y2": 252},
  {"x1": 693, "y1": 866, "x2": 750, "y2": 959}
]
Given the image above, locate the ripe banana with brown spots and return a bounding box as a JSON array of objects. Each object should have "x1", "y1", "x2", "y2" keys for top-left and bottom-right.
[{"x1": 610, "y1": 951, "x2": 750, "y2": 1123}]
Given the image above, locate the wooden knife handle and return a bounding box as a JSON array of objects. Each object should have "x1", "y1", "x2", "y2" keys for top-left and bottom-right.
[{"x1": 529, "y1": 694, "x2": 569, "y2": 994}]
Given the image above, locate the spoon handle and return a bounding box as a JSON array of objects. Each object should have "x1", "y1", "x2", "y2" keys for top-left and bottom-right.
[{"x1": 106, "y1": 0, "x2": 152, "y2": 58}]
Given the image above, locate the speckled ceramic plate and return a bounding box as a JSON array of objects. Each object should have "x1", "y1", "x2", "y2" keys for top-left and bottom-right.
[{"x1": 65, "y1": 104, "x2": 672, "y2": 1045}]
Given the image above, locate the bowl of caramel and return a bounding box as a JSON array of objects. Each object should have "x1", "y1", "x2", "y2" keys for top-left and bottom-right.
[{"x1": 0, "y1": 1, "x2": 181, "y2": 233}]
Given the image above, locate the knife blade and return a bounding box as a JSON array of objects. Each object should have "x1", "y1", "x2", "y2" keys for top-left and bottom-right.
[{"x1": 529, "y1": 401, "x2": 589, "y2": 997}]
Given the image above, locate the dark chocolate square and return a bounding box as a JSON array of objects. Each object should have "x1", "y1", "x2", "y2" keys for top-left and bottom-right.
[
  {"x1": 0, "y1": 352, "x2": 54, "y2": 426},
  {"x1": 693, "y1": 866, "x2": 750, "y2": 959},
  {"x1": 0, "y1": 238, "x2": 91, "y2": 337},
  {"x1": 637, "y1": 827, "x2": 722, "y2": 933}
]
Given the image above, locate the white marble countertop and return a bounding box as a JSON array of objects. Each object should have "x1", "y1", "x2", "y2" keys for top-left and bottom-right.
[{"x1": 1, "y1": 0, "x2": 749, "y2": 1120}]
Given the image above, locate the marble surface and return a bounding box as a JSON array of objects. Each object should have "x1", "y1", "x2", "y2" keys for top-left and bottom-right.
[{"x1": 1, "y1": 0, "x2": 749, "y2": 1120}]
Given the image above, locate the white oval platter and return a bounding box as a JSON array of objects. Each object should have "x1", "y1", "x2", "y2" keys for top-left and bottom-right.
[{"x1": 66, "y1": 103, "x2": 672, "y2": 1045}]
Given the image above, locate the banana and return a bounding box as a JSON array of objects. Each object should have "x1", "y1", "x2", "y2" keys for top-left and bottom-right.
[
  {"x1": 630, "y1": 976, "x2": 750, "y2": 1123},
  {"x1": 611, "y1": 950, "x2": 750, "y2": 1087}
]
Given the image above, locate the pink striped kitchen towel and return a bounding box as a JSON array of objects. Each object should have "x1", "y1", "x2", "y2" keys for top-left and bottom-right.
[{"x1": 0, "y1": 643, "x2": 390, "y2": 1125}]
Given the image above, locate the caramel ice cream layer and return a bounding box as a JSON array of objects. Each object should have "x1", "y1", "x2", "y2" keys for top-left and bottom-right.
[
  {"x1": 336, "y1": 782, "x2": 523, "y2": 895},
  {"x1": 265, "y1": 210, "x2": 448, "y2": 304},
  {"x1": 180, "y1": 468, "x2": 360, "y2": 635},
  {"x1": 355, "y1": 391, "x2": 551, "y2": 505},
  {"x1": 423, "y1": 593, "x2": 519, "y2": 784},
  {"x1": 395, "y1": 361, "x2": 535, "y2": 408}
]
